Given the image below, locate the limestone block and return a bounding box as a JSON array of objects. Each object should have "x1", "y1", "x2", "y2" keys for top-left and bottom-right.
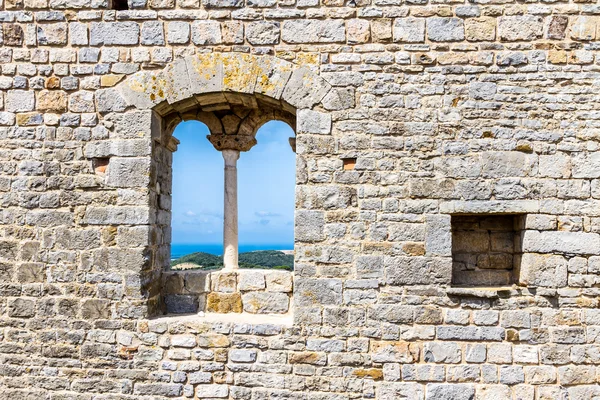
[
  {"x1": 295, "y1": 210, "x2": 325, "y2": 242},
  {"x1": 498, "y1": 16, "x2": 543, "y2": 41},
  {"x1": 191, "y1": 21, "x2": 221, "y2": 45},
  {"x1": 519, "y1": 253, "x2": 568, "y2": 288},
  {"x1": 481, "y1": 152, "x2": 537, "y2": 178},
  {"x1": 322, "y1": 88, "x2": 355, "y2": 111},
  {"x1": 167, "y1": 21, "x2": 190, "y2": 44},
  {"x1": 297, "y1": 109, "x2": 331, "y2": 135},
  {"x1": 6, "y1": 90, "x2": 34, "y2": 112},
  {"x1": 163, "y1": 272, "x2": 184, "y2": 294},
  {"x1": 522, "y1": 230, "x2": 600, "y2": 255},
  {"x1": 425, "y1": 214, "x2": 451, "y2": 257},
  {"x1": 222, "y1": 53, "x2": 261, "y2": 94},
  {"x1": 83, "y1": 206, "x2": 151, "y2": 225},
  {"x1": 469, "y1": 82, "x2": 496, "y2": 101},
  {"x1": 547, "y1": 15, "x2": 568, "y2": 40},
  {"x1": 427, "y1": 18, "x2": 464, "y2": 42},
  {"x1": 282, "y1": 67, "x2": 331, "y2": 109},
  {"x1": 37, "y1": 23, "x2": 67, "y2": 45},
  {"x1": 184, "y1": 271, "x2": 210, "y2": 293},
  {"x1": 164, "y1": 294, "x2": 199, "y2": 314},
  {"x1": 524, "y1": 366, "x2": 556, "y2": 384},
  {"x1": 229, "y1": 349, "x2": 257, "y2": 362},
  {"x1": 96, "y1": 88, "x2": 128, "y2": 113},
  {"x1": 185, "y1": 54, "x2": 223, "y2": 97},
  {"x1": 538, "y1": 154, "x2": 570, "y2": 178},
  {"x1": 347, "y1": 19, "x2": 370, "y2": 44},
  {"x1": 423, "y1": 342, "x2": 461, "y2": 364},
  {"x1": 90, "y1": 22, "x2": 140, "y2": 45},
  {"x1": 379, "y1": 383, "x2": 424, "y2": 400},
  {"x1": 393, "y1": 18, "x2": 425, "y2": 43},
  {"x1": 68, "y1": 91, "x2": 95, "y2": 113},
  {"x1": 246, "y1": 21, "x2": 280, "y2": 45},
  {"x1": 206, "y1": 292, "x2": 242, "y2": 313},
  {"x1": 426, "y1": 384, "x2": 475, "y2": 400},
  {"x1": 385, "y1": 257, "x2": 451, "y2": 285},
  {"x1": 265, "y1": 271, "x2": 293, "y2": 292},
  {"x1": 476, "y1": 385, "x2": 511, "y2": 400},
  {"x1": 81, "y1": 299, "x2": 111, "y2": 319},
  {"x1": 371, "y1": 341, "x2": 418, "y2": 363},
  {"x1": 210, "y1": 272, "x2": 237, "y2": 293},
  {"x1": 141, "y1": 21, "x2": 165, "y2": 46},
  {"x1": 570, "y1": 16, "x2": 597, "y2": 41},
  {"x1": 105, "y1": 157, "x2": 151, "y2": 188},
  {"x1": 69, "y1": 22, "x2": 88, "y2": 45},
  {"x1": 8, "y1": 298, "x2": 36, "y2": 318},
  {"x1": 295, "y1": 278, "x2": 342, "y2": 306},
  {"x1": 253, "y1": 56, "x2": 293, "y2": 100},
  {"x1": 281, "y1": 20, "x2": 345, "y2": 43},
  {"x1": 572, "y1": 152, "x2": 600, "y2": 178},
  {"x1": 238, "y1": 271, "x2": 265, "y2": 291},
  {"x1": 162, "y1": 57, "x2": 194, "y2": 104},
  {"x1": 242, "y1": 292, "x2": 289, "y2": 314},
  {"x1": 3, "y1": 24, "x2": 24, "y2": 46},
  {"x1": 36, "y1": 90, "x2": 67, "y2": 113}
]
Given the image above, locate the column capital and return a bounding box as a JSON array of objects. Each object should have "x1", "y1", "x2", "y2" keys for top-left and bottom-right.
[{"x1": 207, "y1": 134, "x2": 257, "y2": 152}]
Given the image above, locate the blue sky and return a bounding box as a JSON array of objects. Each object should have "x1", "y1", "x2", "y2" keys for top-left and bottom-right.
[{"x1": 171, "y1": 120, "x2": 295, "y2": 248}]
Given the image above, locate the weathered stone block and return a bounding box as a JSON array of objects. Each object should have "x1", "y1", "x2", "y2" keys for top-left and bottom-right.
[
  {"x1": 265, "y1": 270, "x2": 293, "y2": 292},
  {"x1": 210, "y1": 271, "x2": 237, "y2": 293},
  {"x1": 238, "y1": 271, "x2": 265, "y2": 291},
  {"x1": 425, "y1": 384, "x2": 474, "y2": 400},
  {"x1": 519, "y1": 253, "x2": 567, "y2": 288},
  {"x1": 90, "y1": 22, "x2": 140, "y2": 45},
  {"x1": 191, "y1": 21, "x2": 221, "y2": 45},
  {"x1": 295, "y1": 210, "x2": 325, "y2": 242},
  {"x1": 281, "y1": 20, "x2": 345, "y2": 43},
  {"x1": 393, "y1": 18, "x2": 425, "y2": 43},
  {"x1": 498, "y1": 16, "x2": 543, "y2": 41},
  {"x1": 164, "y1": 294, "x2": 199, "y2": 314},
  {"x1": 242, "y1": 292, "x2": 289, "y2": 314},
  {"x1": 206, "y1": 292, "x2": 242, "y2": 313},
  {"x1": 246, "y1": 21, "x2": 280, "y2": 45},
  {"x1": 427, "y1": 18, "x2": 464, "y2": 42},
  {"x1": 295, "y1": 278, "x2": 342, "y2": 306}
]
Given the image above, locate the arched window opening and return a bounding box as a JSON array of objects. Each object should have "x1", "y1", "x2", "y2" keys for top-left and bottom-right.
[{"x1": 168, "y1": 120, "x2": 296, "y2": 273}]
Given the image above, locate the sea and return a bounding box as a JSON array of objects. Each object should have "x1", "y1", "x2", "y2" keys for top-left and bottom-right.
[{"x1": 171, "y1": 243, "x2": 294, "y2": 260}]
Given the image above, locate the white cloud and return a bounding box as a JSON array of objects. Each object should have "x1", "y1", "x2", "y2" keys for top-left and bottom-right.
[{"x1": 255, "y1": 211, "x2": 281, "y2": 218}]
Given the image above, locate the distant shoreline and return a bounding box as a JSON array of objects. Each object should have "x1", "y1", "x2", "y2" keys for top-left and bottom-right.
[{"x1": 170, "y1": 244, "x2": 294, "y2": 260}]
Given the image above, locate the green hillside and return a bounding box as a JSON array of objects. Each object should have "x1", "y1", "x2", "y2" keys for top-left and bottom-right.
[{"x1": 170, "y1": 250, "x2": 293, "y2": 271}]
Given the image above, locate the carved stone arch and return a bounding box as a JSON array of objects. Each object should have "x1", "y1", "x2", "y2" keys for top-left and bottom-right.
[{"x1": 107, "y1": 53, "x2": 333, "y2": 115}]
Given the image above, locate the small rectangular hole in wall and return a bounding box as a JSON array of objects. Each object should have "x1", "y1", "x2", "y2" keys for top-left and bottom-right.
[
  {"x1": 451, "y1": 214, "x2": 524, "y2": 287},
  {"x1": 111, "y1": 0, "x2": 129, "y2": 10},
  {"x1": 343, "y1": 158, "x2": 356, "y2": 170},
  {"x1": 93, "y1": 158, "x2": 110, "y2": 175}
]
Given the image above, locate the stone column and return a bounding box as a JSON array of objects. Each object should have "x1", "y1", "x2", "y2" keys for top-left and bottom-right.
[
  {"x1": 222, "y1": 149, "x2": 240, "y2": 271},
  {"x1": 208, "y1": 134, "x2": 257, "y2": 271}
]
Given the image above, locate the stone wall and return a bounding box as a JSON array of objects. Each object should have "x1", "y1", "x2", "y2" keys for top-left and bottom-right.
[{"x1": 1, "y1": 0, "x2": 600, "y2": 399}]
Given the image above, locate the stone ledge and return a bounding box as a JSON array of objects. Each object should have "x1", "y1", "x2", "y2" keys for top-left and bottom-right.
[
  {"x1": 150, "y1": 311, "x2": 294, "y2": 327},
  {"x1": 446, "y1": 287, "x2": 515, "y2": 299}
]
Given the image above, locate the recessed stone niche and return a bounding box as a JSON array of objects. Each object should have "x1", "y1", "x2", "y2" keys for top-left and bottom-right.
[
  {"x1": 451, "y1": 214, "x2": 524, "y2": 287},
  {"x1": 161, "y1": 269, "x2": 293, "y2": 315}
]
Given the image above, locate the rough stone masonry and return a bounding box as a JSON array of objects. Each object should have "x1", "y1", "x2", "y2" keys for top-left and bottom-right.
[{"x1": 2, "y1": 0, "x2": 600, "y2": 398}]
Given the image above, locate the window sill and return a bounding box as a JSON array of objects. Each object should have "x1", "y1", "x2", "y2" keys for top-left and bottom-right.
[
  {"x1": 447, "y1": 286, "x2": 517, "y2": 299},
  {"x1": 152, "y1": 311, "x2": 294, "y2": 326}
]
